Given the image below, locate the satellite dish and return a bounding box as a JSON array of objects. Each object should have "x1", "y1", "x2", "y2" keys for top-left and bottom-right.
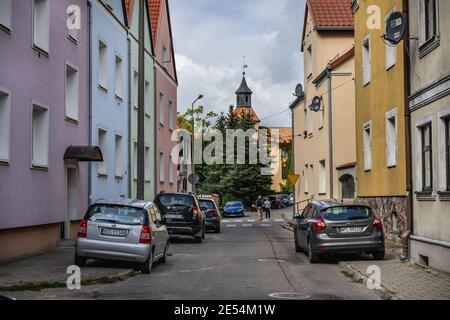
[
  {"x1": 310, "y1": 96, "x2": 321, "y2": 112},
  {"x1": 294, "y1": 84, "x2": 304, "y2": 97},
  {"x1": 384, "y1": 11, "x2": 406, "y2": 45},
  {"x1": 188, "y1": 174, "x2": 200, "y2": 185}
]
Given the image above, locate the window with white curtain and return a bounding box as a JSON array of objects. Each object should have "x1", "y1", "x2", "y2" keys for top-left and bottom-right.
[
  {"x1": 32, "y1": 104, "x2": 49, "y2": 167},
  {"x1": 115, "y1": 55, "x2": 123, "y2": 98},
  {"x1": 319, "y1": 160, "x2": 326, "y2": 194},
  {"x1": 0, "y1": 91, "x2": 11, "y2": 162},
  {"x1": 159, "y1": 93, "x2": 164, "y2": 124},
  {"x1": 33, "y1": 0, "x2": 50, "y2": 52},
  {"x1": 168, "y1": 100, "x2": 174, "y2": 130},
  {"x1": 169, "y1": 156, "x2": 174, "y2": 183},
  {"x1": 0, "y1": 0, "x2": 12, "y2": 30},
  {"x1": 98, "y1": 129, "x2": 107, "y2": 175},
  {"x1": 159, "y1": 153, "x2": 165, "y2": 182},
  {"x1": 362, "y1": 35, "x2": 371, "y2": 85},
  {"x1": 386, "y1": 109, "x2": 398, "y2": 167},
  {"x1": 145, "y1": 80, "x2": 151, "y2": 115},
  {"x1": 115, "y1": 135, "x2": 123, "y2": 178},
  {"x1": 98, "y1": 40, "x2": 108, "y2": 89},
  {"x1": 145, "y1": 146, "x2": 150, "y2": 181},
  {"x1": 65, "y1": 64, "x2": 79, "y2": 121},
  {"x1": 363, "y1": 122, "x2": 372, "y2": 171}
]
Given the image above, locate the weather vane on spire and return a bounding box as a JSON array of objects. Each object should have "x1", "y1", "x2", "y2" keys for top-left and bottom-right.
[{"x1": 243, "y1": 56, "x2": 248, "y2": 76}]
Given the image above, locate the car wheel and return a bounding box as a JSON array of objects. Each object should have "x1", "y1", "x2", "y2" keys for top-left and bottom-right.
[
  {"x1": 159, "y1": 243, "x2": 169, "y2": 263},
  {"x1": 372, "y1": 250, "x2": 385, "y2": 261},
  {"x1": 202, "y1": 225, "x2": 206, "y2": 240},
  {"x1": 74, "y1": 253, "x2": 87, "y2": 267},
  {"x1": 140, "y1": 249, "x2": 153, "y2": 274},
  {"x1": 294, "y1": 232, "x2": 302, "y2": 253},
  {"x1": 215, "y1": 225, "x2": 221, "y2": 233},
  {"x1": 308, "y1": 241, "x2": 320, "y2": 263}
]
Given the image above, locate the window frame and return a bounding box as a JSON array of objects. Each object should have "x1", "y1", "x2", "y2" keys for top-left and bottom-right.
[
  {"x1": 31, "y1": 102, "x2": 49, "y2": 169},
  {"x1": 0, "y1": 89, "x2": 11, "y2": 163},
  {"x1": 363, "y1": 121, "x2": 373, "y2": 171},
  {"x1": 65, "y1": 62, "x2": 79, "y2": 122},
  {"x1": 32, "y1": 0, "x2": 50, "y2": 54},
  {"x1": 445, "y1": 117, "x2": 450, "y2": 191},
  {"x1": 159, "y1": 93, "x2": 165, "y2": 125},
  {"x1": 419, "y1": 0, "x2": 440, "y2": 57},
  {"x1": 420, "y1": 122, "x2": 433, "y2": 192},
  {"x1": 362, "y1": 35, "x2": 371, "y2": 86},
  {"x1": 114, "y1": 54, "x2": 123, "y2": 100},
  {"x1": 386, "y1": 108, "x2": 398, "y2": 168},
  {"x1": 114, "y1": 134, "x2": 123, "y2": 179},
  {"x1": 0, "y1": 0, "x2": 12, "y2": 32},
  {"x1": 97, "y1": 127, "x2": 108, "y2": 177},
  {"x1": 98, "y1": 39, "x2": 108, "y2": 91},
  {"x1": 159, "y1": 152, "x2": 165, "y2": 182}
]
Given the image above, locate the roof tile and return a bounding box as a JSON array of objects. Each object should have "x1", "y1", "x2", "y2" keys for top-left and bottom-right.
[{"x1": 308, "y1": 0, "x2": 354, "y2": 28}]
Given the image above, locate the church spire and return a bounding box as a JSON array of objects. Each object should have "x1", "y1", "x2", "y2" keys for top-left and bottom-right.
[{"x1": 236, "y1": 58, "x2": 252, "y2": 107}]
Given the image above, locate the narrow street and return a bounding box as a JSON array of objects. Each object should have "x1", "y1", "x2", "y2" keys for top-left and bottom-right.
[{"x1": 5, "y1": 209, "x2": 379, "y2": 300}]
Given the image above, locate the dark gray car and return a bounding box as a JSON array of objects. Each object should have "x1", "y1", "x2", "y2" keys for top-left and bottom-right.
[{"x1": 293, "y1": 200, "x2": 385, "y2": 263}]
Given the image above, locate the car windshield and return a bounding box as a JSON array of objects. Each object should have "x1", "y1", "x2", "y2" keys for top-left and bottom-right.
[
  {"x1": 199, "y1": 200, "x2": 216, "y2": 209},
  {"x1": 226, "y1": 202, "x2": 242, "y2": 207},
  {"x1": 321, "y1": 206, "x2": 372, "y2": 221},
  {"x1": 156, "y1": 194, "x2": 194, "y2": 209},
  {"x1": 86, "y1": 205, "x2": 146, "y2": 226}
]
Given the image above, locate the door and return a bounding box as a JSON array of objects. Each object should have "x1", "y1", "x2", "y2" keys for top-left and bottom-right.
[
  {"x1": 297, "y1": 205, "x2": 311, "y2": 249},
  {"x1": 153, "y1": 205, "x2": 168, "y2": 255},
  {"x1": 149, "y1": 206, "x2": 163, "y2": 256},
  {"x1": 65, "y1": 168, "x2": 77, "y2": 240}
]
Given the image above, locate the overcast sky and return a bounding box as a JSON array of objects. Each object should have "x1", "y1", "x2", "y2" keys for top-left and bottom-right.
[{"x1": 170, "y1": 0, "x2": 306, "y2": 127}]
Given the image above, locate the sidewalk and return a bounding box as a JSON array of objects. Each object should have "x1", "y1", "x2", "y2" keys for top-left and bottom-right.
[
  {"x1": 0, "y1": 245, "x2": 135, "y2": 292},
  {"x1": 281, "y1": 210, "x2": 450, "y2": 300}
]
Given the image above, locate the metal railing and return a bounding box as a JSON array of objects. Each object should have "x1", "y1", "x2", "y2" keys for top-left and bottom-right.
[{"x1": 293, "y1": 198, "x2": 313, "y2": 218}]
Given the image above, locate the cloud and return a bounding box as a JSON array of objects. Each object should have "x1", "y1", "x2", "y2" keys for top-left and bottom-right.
[{"x1": 171, "y1": 0, "x2": 306, "y2": 127}]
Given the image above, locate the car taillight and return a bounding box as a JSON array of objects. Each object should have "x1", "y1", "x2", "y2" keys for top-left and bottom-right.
[
  {"x1": 192, "y1": 205, "x2": 199, "y2": 218},
  {"x1": 139, "y1": 225, "x2": 151, "y2": 244},
  {"x1": 77, "y1": 219, "x2": 87, "y2": 238},
  {"x1": 373, "y1": 218, "x2": 383, "y2": 230},
  {"x1": 312, "y1": 217, "x2": 326, "y2": 232}
]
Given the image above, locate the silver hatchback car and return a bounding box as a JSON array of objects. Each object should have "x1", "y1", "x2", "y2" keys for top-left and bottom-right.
[{"x1": 75, "y1": 198, "x2": 170, "y2": 274}]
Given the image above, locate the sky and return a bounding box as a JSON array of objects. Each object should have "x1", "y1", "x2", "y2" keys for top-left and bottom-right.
[{"x1": 170, "y1": 0, "x2": 306, "y2": 127}]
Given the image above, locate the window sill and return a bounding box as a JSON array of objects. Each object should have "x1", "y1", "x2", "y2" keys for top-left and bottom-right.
[
  {"x1": 415, "y1": 191, "x2": 436, "y2": 202},
  {"x1": 306, "y1": 74, "x2": 312, "y2": 81},
  {"x1": 318, "y1": 193, "x2": 326, "y2": 196},
  {"x1": 68, "y1": 36, "x2": 78, "y2": 45},
  {"x1": 363, "y1": 80, "x2": 371, "y2": 87},
  {"x1": 98, "y1": 173, "x2": 108, "y2": 178},
  {"x1": 419, "y1": 35, "x2": 440, "y2": 59},
  {"x1": 115, "y1": 94, "x2": 123, "y2": 102},
  {"x1": 32, "y1": 45, "x2": 49, "y2": 58},
  {"x1": 364, "y1": 169, "x2": 372, "y2": 173},
  {"x1": 0, "y1": 24, "x2": 12, "y2": 34},
  {"x1": 115, "y1": 175, "x2": 124, "y2": 181},
  {"x1": 386, "y1": 64, "x2": 396, "y2": 72},
  {"x1": 438, "y1": 191, "x2": 450, "y2": 201},
  {"x1": 0, "y1": 160, "x2": 10, "y2": 166},
  {"x1": 387, "y1": 164, "x2": 397, "y2": 169},
  {"x1": 65, "y1": 116, "x2": 79, "y2": 124},
  {"x1": 98, "y1": 84, "x2": 108, "y2": 93},
  {"x1": 31, "y1": 165, "x2": 49, "y2": 171},
  {"x1": 145, "y1": 113, "x2": 151, "y2": 119}
]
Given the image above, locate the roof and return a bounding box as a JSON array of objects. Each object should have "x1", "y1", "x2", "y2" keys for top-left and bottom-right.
[
  {"x1": 235, "y1": 75, "x2": 253, "y2": 94},
  {"x1": 311, "y1": 199, "x2": 370, "y2": 210},
  {"x1": 148, "y1": 0, "x2": 162, "y2": 46},
  {"x1": 270, "y1": 128, "x2": 293, "y2": 145},
  {"x1": 301, "y1": 0, "x2": 354, "y2": 51},
  {"x1": 329, "y1": 45, "x2": 355, "y2": 69},
  {"x1": 124, "y1": 0, "x2": 134, "y2": 26},
  {"x1": 234, "y1": 107, "x2": 260, "y2": 122},
  {"x1": 93, "y1": 198, "x2": 151, "y2": 209}
]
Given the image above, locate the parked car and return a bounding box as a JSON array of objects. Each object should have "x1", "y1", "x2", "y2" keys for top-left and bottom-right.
[
  {"x1": 75, "y1": 198, "x2": 170, "y2": 274},
  {"x1": 154, "y1": 193, "x2": 206, "y2": 243},
  {"x1": 280, "y1": 194, "x2": 291, "y2": 207},
  {"x1": 292, "y1": 200, "x2": 385, "y2": 263},
  {"x1": 289, "y1": 193, "x2": 294, "y2": 206},
  {"x1": 268, "y1": 195, "x2": 283, "y2": 209},
  {"x1": 199, "y1": 198, "x2": 221, "y2": 233},
  {"x1": 223, "y1": 201, "x2": 245, "y2": 218}
]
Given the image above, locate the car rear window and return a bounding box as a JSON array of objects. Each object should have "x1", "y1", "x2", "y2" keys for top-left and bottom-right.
[
  {"x1": 156, "y1": 194, "x2": 194, "y2": 209},
  {"x1": 199, "y1": 199, "x2": 216, "y2": 209},
  {"x1": 321, "y1": 206, "x2": 372, "y2": 221},
  {"x1": 86, "y1": 205, "x2": 146, "y2": 226}
]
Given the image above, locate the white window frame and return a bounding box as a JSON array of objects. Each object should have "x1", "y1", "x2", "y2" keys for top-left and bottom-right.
[
  {"x1": 319, "y1": 160, "x2": 326, "y2": 194},
  {"x1": 438, "y1": 108, "x2": 450, "y2": 191},
  {"x1": 363, "y1": 121, "x2": 373, "y2": 171},
  {"x1": 145, "y1": 80, "x2": 151, "y2": 116},
  {"x1": 97, "y1": 128, "x2": 108, "y2": 176},
  {"x1": 169, "y1": 156, "x2": 174, "y2": 184},
  {"x1": 304, "y1": 165, "x2": 309, "y2": 194},
  {"x1": 386, "y1": 108, "x2": 398, "y2": 168},
  {"x1": 385, "y1": 10, "x2": 397, "y2": 70},
  {"x1": 67, "y1": 8, "x2": 78, "y2": 42},
  {"x1": 362, "y1": 35, "x2": 371, "y2": 86},
  {"x1": 159, "y1": 152, "x2": 165, "y2": 182},
  {"x1": 306, "y1": 45, "x2": 313, "y2": 79},
  {"x1": 133, "y1": 70, "x2": 138, "y2": 109},
  {"x1": 0, "y1": 89, "x2": 11, "y2": 163},
  {"x1": 114, "y1": 134, "x2": 123, "y2": 178},
  {"x1": 31, "y1": 102, "x2": 49, "y2": 168},
  {"x1": 0, "y1": 0, "x2": 12, "y2": 31},
  {"x1": 33, "y1": 0, "x2": 50, "y2": 53},
  {"x1": 168, "y1": 100, "x2": 174, "y2": 130},
  {"x1": 115, "y1": 54, "x2": 123, "y2": 99},
  {"x1": 133, "y1": 141, "x2": 137, "y2": 180},
  {"x1": 65, "y1": 62, "x2": 79, "y2": 121},
  {"x1": 98, "y1": 39, "x2": 108, "y2": 90},
  {"x1": 145, "y1": 145, "x2": 151, "y2": 182},
  {"x1": 159, "y1": 93, "x2": 165, "y2": 125}
]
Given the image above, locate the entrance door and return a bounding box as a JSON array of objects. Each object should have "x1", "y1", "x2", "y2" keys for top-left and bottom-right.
[
  {"x1": 340, "y1": 174, "x2": 355, "y2": 199},
  {"x1": 65, "y1": 168, "x2": 77, "y2": 240}
]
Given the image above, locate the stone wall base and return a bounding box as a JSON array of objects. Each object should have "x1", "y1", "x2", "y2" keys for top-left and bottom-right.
[{"x1": 357, "y1": 196, "x2": 408, "y2": 244}]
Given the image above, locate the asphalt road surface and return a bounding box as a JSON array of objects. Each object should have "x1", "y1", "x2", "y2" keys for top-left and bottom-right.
[{"x1": 8, "y1": 209, "x2": 380, "y2": 300}]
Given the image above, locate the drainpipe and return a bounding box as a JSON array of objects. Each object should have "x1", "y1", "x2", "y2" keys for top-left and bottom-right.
[
  {"x1": 327, "y1": 67, "x2": 334, "y2": 199},
  {"x1": 291, "y1": 105, "x2": 295, "y2": 218},
  {"x1": 87, "y1": 0, "x2": 92, "y2": 205},
  {"x1": 401, "y1": 1, "x2": 413, "y2": 262},
  {"x1": 127, "y1": 38, "x2": 132, "y2": 198}
]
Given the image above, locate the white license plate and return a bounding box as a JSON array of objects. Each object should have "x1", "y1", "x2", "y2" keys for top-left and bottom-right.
[
  {"x1": 165, "y1": 214, "x2": 184, "y2": 219},
  {"x1": 100, "y1": 228, "x2": 129, "y2": 237},
  {"x1": 340, "y1": 227, "x2": 364, "y2": 233}
]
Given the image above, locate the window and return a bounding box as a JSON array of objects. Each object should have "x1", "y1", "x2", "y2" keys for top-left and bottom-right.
[
  {"x1": 133, "y1": 71, "x2": 138, "y2": 108},
  {"x1": 159, "y1": 93, "x2": 164, "y2": 124},
  {"x1": 362, "y1": 36, "x2": 371, "y2": 85},
  {"x1": 145, "y1": 146, "x2": 150, "y2": 181},
  {"x1": 319, "y1": 160, "x2": 326, "y2": 194},
  {"x1": 445, "y1": 117, "x2": 450, "y2": 191},
  {"x1": 98, "y1": 40, "x2": 108, "y2": 89},
  {"x1": 162, "y1": 46, "x2": 169, "y2": 64},
  {"x1": 67, "y1": 8, "x2": 78, "y2": 41},
  {"x1": 115, "y1": 55, "x2": 123, "y2": 99},
  {"x1": 98, "y1": 128, "x2": 107, "y2": 176},
  {"x1": 65, "y1": 64, "x2": 79, "y2": 121},
  {"x1": 306, "y1": 45, "x2": 313, "y2": 78},
  {"x1": 424, "y1": 0, "x2": 437, "y2": 42},
  {"x1": 363, "y1": 122, "x2": 372, "y2": 171},
  {"x1": 169, "y1": 156, "x2": 174, "y2": 183},
  {"x1": 304, "y1": 165, "x2": 309, "y2": 194},
  {"x1": 168, "y1": 100, "x2": 174, "y2": 130},
  {"x1": 133, "y1": 142, "x2": 137, "y2": 179},
  {"x1": 0, "y1": 91, "x2": 10, "y2": 162},
  {"x1": 420, "y1": 123, "x2": 433, "y2": 192},
  {"x1": 32, "y1": 104, "x2": 49, "y2": 167},
  {"x1": 33, "y1": 0, "x2": 50, "y2": 53},
  {"x1": 145, "y1": 80, "x2": 150, "y2": 115},
  {"x1": 0, "y1": 0, "x2": 12, "y2": 31},
  {"x1": 159, "y1": 152, "x2": 165, "y2": 182},
  {"x1": 386, "y1": 109, "x2": 398, "y2": 167},
  {"x1": 307, "y1": 108, "x2": 313, "y2": 135},
  {"x1": 114, "y1": 135, "x2": 123, "y2": 178},
  {"x1": 385, "y1": 11, "x2": 397, "y2": 70}
]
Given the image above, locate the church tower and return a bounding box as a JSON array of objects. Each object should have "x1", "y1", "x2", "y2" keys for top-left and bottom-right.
[{"x1": 236, "y1": 73, "x2": 252, "y2": 107}]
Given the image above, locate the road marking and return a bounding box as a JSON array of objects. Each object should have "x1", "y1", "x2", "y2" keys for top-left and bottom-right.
[
  {"x1": 260, "y1": 224, "x2": 272, "y2": 227},
  {"x1": 274, "y1": 219, "x2": 284, "y2": 222},
  {"x1": 226, "y1": 224, "x2": 237, "y2": 227},
  {"x1": 247, "y1": 220, "x2": 256, "y2": 222},
  {"x1": 222, "y1": 220, "x2": 231, "y2": 223},
  {"x1": 242, "y1": 224, "x2": 253, "y2": 227},
  {"x1": 234, "y1": 220, "x2": 243, "y2": 223}
]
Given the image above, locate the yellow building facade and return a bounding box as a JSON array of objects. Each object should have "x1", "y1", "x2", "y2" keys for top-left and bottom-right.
[{"x1": 353, "y1": 0, "x2": 407, "y2": 241}]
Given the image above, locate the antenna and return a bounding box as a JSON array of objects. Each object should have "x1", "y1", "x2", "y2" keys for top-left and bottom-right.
[{"x1": 243, "y1": 56, "x2": 248, "y2": 76}]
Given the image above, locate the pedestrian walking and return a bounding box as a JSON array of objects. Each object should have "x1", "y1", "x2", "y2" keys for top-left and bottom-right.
[
  {"x1": 263, "y1": 198, "x2": 271, "y2": 219},
  {"x1": 256, "y1": 196, "x2": 263, "y2": 221}
]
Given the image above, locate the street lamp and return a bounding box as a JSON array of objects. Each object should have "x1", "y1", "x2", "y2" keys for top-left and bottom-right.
[{"x1": 191, "y1": 94, "x2": 203, "y2": 194}]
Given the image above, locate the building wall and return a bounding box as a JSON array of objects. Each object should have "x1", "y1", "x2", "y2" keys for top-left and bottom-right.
[
  {"x1": 129, "y1": 0, "x2": 156, "y2": 201},
  {"x1": 0, "y1": 0, "x2": 89, "y2": 232},
  {"x1": 154, "y1": 0, "x2": 177, "y2": 194},
  {"x1": 90, "y1": 0, "x2": 129, "y2": 202},
  {"x1": 408, "y1": 0, "x2": 450, "y2": 272}
]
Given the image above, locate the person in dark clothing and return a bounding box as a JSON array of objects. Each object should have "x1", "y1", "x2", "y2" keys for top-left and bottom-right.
[{"x1": 263, "y1": 198, "x2": 271, "y2": 219}]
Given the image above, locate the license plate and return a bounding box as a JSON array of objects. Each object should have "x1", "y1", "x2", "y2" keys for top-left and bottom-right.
[
  {"x1": 100, "y1": 227, "x2": 129, "y2": 237},
  {"x1": 165, "y1": 214, "x2": 183, "y2": 219},
  {"x1": 339, "y1": 227, "x2": 365, "y2": 233}
]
